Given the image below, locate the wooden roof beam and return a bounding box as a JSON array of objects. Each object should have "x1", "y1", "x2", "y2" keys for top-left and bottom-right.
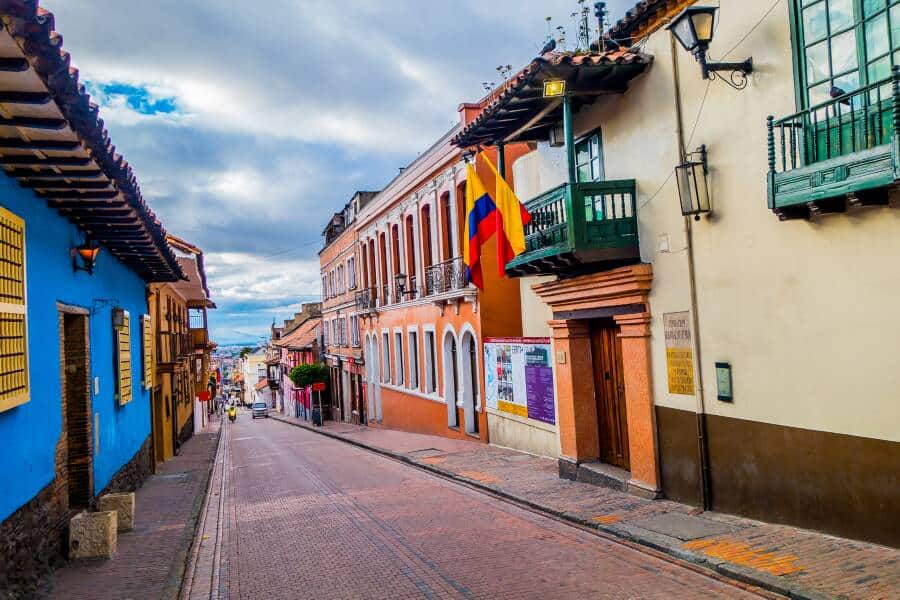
[
  {"x1": 0, "y1": 138, "x2": 81, "y2": 151},
  {"x1": 0, "y1": 156, "x2": 92, "y2": 167},
  {"x1": 0, "y1": 58, "x2": 29, "y2": 72},
  {"x1": 0, "y1": 116, "x2": 67, "y2": 130},
  {"x1": 9, "y1": 168, "x2": 104, "y2": 178},
  {"x1": 37, "y1": 190, "x2": 119, "y2": 200},
  {"x1": 20, "y1": 180, "x2": 114, "y2": 190},
  {"x1": 0, "y1": 91, "x2": 52, "y2": 104}
]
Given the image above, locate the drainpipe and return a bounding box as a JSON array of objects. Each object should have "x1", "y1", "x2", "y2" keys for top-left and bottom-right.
[
  {"x1": 562, "y1": 94, "x2": 577, "y2": 185},
  {"x1": 670, "y1": 35, "x2": 712, "y2": 511}
]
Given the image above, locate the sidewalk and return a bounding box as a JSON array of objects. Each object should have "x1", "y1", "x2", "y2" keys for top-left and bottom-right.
[
  {"x1": 273, "y1": 414, "x2": 898, "y2": 600},
  {"x1": 43, "y1": 418, "x2": 221, "y2": 600}
]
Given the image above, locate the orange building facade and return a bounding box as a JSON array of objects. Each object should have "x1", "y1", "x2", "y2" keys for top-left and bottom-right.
[
  {"x1": 320, "y1": 192, "x2": 375, "y2": 423},
  {"x1": 352, "y1": 104, "x2": 530, "y2": 442}
]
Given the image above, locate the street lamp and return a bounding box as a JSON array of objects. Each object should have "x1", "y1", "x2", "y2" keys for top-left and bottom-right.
[
  {"x1": 667, "y1": 6, "x2": 752, "y2": 89},
  {"x1": 394, "y1": 272, "x2": 415, "y2": 300},
  {"x1": 675, "y1": 145, "x2": 711, "y2": 220}
]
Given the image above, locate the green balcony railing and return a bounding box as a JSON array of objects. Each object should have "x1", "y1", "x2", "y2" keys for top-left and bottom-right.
[
  {"x1": 506, "y1": 179, "x2": 640, "y2": 276},
  {"x1": 767, "y1": 68, "x2": 900, "y2": 218}
]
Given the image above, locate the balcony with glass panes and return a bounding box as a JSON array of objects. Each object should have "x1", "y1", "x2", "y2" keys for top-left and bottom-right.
[{"x1": 768, "y1": 0, "x2": 900, "y2": 218}]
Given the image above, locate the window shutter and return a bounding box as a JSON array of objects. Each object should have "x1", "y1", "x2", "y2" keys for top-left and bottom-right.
[
  {"x1": 141, "y1": 314, "x2": 153, "y2": 390},
  {"x1": 116, "y1": 310, "x2": 132, "y2": 405},
  {"x1": 0, "y1": 207, "x2": 28, "y2": 412}
]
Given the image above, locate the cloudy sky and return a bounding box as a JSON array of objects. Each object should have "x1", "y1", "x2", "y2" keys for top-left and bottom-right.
[{"x1": 47, "y1": 0, "x2": 631, "y2": 345}]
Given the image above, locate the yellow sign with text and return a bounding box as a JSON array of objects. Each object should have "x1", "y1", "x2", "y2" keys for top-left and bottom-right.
[{"x1": 664, "y1": 312, "x2": 696, "y2": 395}]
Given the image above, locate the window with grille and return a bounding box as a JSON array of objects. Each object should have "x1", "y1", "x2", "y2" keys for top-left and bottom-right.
[
  {"x1": 141, "y1": 314, "x2": 153, "y2": 390},
  {"x1": 0, "y1": 207, "x2": 28, "y2": 412},
  {"x1": 116, "y1": 310, "x2": 133, "y2": 405},
  {"x1": 795, "y1": 0, "x2": 900, "y2": 107}
]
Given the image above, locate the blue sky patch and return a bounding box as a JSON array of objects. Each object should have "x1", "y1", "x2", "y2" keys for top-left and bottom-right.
[{"x1": 87, "y1": 81, "x2": 178, "y2": 115}]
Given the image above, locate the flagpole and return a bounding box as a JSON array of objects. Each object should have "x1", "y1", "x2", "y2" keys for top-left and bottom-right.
[{"x1": 497, "y1": 143, "x2": 506, "y2": 182}]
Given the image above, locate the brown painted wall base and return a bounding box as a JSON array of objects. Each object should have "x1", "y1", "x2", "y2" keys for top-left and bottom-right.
[{"x1": 656, "y1": 406, "x2": 900, "y2": 547}]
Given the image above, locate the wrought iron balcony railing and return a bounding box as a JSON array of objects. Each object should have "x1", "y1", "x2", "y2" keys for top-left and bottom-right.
[
  {"x1": 424, "y1": 257, "x2": 467, "y2": 296},
  {"x1": 767, "y1": 69, "x2": 900, "y2": 218},
  {"x1": 505, "y1": 180, "x2": 639, "y2": 276},
  {"x1": 355, "y1": 287, "x2": 376, "y2": 311}
]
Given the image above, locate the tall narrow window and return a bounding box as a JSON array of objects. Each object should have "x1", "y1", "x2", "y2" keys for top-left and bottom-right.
[
  {"x1": 420, "y1": 205, "x2": 433, "y2": 268},
  {"x1": 408, "y1": 330, "x2": 419, "y2": 390},
  {"x1": 440, "y1": 192, "x2": 452, "y2": 261},
  {"x1": 404, "y1": 215, "x2": 417, "y2": 294},
  {"x1": 0, "y1": 207, "x2": 28, "y2": 412},
  {"x1": 394, "y1": 331, "x2": 404, "y2": 385},
  {"x1": 142, "y1": 314, "x2": 153, "y2": 390},
  {"x1": 424, "y1": 330, "x2": 437, "y2": 394},
  {"x1": 382, "y1": 332, "x2": 391, "y2": 383},
  {"x1": 116, "y1": 310, "x2": 133, "y2": 405},
  {"x1": 575, "y1": 130, "x2": 604, "y2": 183}
]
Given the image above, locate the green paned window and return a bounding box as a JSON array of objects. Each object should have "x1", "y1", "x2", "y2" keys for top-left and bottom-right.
[
  {"x1": 796, "y1": 0, "x2": 900, "y2": 108},
  {"x1": 574, "y1": 130, "x2": 604, "y2": 183}
]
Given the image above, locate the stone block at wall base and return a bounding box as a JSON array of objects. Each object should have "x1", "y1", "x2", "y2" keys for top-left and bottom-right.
[
  {"x1": 98, "y1": 493, "x2": 134, "y2": 532},
  {"x1": 68, "y1": 511, "x2": 117, "y2": 560}
]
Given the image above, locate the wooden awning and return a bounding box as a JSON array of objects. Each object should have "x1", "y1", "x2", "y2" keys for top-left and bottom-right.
[
  {"x1": 453, "y1": 50, "x2": 652, "y2": 148},
  {"x1": 0, "y1": 1, "x2": 184, "y2": 282}
]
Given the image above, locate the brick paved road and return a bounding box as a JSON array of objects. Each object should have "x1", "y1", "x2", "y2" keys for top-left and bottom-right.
[{"x1": 184, "y1": 414, "x2": 768, "y2": 600}]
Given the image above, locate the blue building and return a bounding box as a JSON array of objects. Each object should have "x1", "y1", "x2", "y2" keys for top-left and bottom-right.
[{"x1": 0, "y1": 3, "x2": 185, "y2": 594}]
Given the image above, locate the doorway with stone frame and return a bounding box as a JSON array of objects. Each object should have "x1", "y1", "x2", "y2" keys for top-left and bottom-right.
[
  {"x1": 58, "y1": 305, "x2": 93, "y2": 510},
  {"x1": 534, "y1": 264, "x2": 661, "y2": 498}
]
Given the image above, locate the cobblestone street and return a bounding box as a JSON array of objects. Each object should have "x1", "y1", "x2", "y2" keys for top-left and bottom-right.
[{"x1": 182, "y1": 412, "x2": 770, "y2": 600}]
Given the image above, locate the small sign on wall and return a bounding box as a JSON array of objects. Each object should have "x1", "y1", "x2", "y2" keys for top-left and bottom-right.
[{"x1": 664, "y1": 311, "x2": 695, "y2": 395}]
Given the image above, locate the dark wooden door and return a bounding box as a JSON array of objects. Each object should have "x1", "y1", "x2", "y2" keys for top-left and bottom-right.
[{"x1": 590, "y1": 322, "x2": 630, "y2": 470}]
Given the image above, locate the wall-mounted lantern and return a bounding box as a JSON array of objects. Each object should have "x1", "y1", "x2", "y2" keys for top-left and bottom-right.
[
  {"x1": 667, "y1": 6, "x2": 753, "y2": 89},
  {"x1": 72, "y1": 238, "x2": 101, "y2": 275},
  {"x1": 675, "y1": 145, "x2": 711, "y2": 220},
  {"x1": 394, "y1": 272, "x2": 415, "y2": 299}
]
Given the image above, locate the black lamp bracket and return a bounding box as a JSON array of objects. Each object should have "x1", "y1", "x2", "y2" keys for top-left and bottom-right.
[{"x1": 697, "y1": 51, "x2": 753, "y2": 90}]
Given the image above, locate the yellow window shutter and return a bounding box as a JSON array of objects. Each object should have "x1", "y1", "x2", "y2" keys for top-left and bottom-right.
[
  {"x1": 117, "y1": 311, "x2": 132, "y2": 405},
  {"x1": 0, "y1": 207, "x2": 28, "y2": 413},
  {"x1": 141, "y1": 314, "x2": 153, "y2": 390}
]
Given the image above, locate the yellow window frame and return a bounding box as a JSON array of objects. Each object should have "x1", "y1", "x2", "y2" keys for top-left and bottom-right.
[
  {"x1": 0, "y1": 206, "x2": 28, "y2": 413},
  {"x1": 141, "y1": 314, "x2": 153, "y2": 390},
  {"x1": 116, "y1": 310, "x2": 132, "y2": 405}
]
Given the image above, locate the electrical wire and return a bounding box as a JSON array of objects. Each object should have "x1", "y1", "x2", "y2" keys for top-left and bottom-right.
[{"x1": 638, "y1": 0, "x2": 782, "y2": 212}]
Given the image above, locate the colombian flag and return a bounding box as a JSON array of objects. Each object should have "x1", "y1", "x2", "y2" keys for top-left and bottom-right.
[
  {"x1": 463, "y1": 161, "x2": 496, "y2": 289},
  {"x1": 482, "y1": 153, "x2": 531, "y2": 277}
]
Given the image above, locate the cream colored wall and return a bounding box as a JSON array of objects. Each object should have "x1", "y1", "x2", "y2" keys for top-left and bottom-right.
[
  {"x1": 487, "y1": 412, "x2": 558, "y2": 458},
  {"x1": 511, "y1": 0, "x2": 900, "y2": 444},
  {"x1": 669, "y1": 0, "x2": 900, "y2": 443}
]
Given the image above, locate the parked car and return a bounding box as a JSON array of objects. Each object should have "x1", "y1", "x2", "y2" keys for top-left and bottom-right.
[{"x1": 251, "y1": 401, "x2": 269, "y2": 419}]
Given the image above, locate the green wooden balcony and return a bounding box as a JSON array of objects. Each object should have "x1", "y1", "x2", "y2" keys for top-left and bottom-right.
[
  {"x1": 505, "y1": 179, "x2": 640, "y2": 277},
  {"x1": 767, "y1": 71, "x2": 900, "y2": 219}
]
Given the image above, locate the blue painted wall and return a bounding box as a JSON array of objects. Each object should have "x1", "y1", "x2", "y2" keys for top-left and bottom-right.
[{"x1": 0, "y1": 174, "x2": 152, "y2": 523}]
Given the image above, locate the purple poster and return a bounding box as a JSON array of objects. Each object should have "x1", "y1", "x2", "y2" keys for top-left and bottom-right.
[
  {"x1": 484, "y1": 338, "x2": 555, "y2": 426},
  {"x1": 524, "y1": 346, "x2": 555, "y2": 424}
]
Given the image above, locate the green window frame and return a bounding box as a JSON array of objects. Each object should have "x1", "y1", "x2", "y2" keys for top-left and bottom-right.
[
  {"x1": 793, "y1": 0, "x2": 900, "y2": 109},
  {"x1": 575, "y1": 130, "x2": 604, "y2": 183}
]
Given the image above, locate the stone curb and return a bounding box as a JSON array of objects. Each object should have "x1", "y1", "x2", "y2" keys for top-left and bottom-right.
[
  {"x1": 271, "y1": 415, "x2": 833, "y2": 600},
  {"x1": 162, "y1": 423, "x2": 224, "y2": 600}
]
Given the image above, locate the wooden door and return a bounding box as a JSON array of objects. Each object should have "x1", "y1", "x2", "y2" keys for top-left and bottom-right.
[{"x1": 590, "y1": 322, "x2": 630, "y2": 470}]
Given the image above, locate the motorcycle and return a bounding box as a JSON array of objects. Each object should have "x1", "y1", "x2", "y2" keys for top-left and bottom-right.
[{"x1": 227, "y1": 406, "x2": 237, "y2": 423}]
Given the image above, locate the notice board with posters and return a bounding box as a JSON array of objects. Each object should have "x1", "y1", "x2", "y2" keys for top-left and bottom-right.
[
  {"x1": 484, "y1": 337, "x2": 555, "y2": 425},
  {"x1": 664, "y1": 311, "x2": 696, "y2": 395}
]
